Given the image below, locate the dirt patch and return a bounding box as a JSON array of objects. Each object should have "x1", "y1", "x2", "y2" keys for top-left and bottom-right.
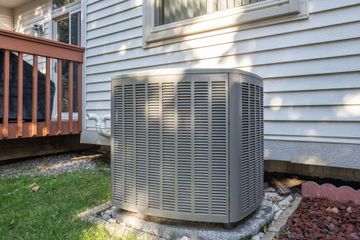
[{"x1": 278, "y1": 197, "x2": 360, "y2": 240}]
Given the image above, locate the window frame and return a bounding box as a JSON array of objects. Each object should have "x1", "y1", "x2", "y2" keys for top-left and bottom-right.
[
  {"x1": 50, "y1": 0, "x2": 82, "y2": 120},
  {"x1": 52, "y1": 0, "x2": 81, "y2": 19},
  {"x1": 143, "y1": 0, "x2": 308, "y2": 46}
]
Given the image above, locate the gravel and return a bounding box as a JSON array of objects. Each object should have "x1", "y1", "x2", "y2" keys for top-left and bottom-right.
[
  {"x1": 0, "y1": 150, "x2": 108, "y2": 179},
  {"x1": 278, "y1": 197, "x2": 360, "y2": 240},
  {"x1": 80, "y1": 188, "x2": 295, "y2": 240}
]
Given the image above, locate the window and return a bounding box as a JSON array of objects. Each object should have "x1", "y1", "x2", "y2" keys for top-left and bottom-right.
[
  {"x1": 52, "y1": 0, "x2": 82, "y2": 119},
  {"x1": 54, "y1": 12, "x2": 81, "y2": 113},
  {"x1": 158, "y1": 0, "x2": 266, "y2": 25},
  {"x1": 144, "y1": 0, "x2": 308, "y2": 45},
  {"x1": 53, "y1": 0, "x2": 77, "y2": 10}
]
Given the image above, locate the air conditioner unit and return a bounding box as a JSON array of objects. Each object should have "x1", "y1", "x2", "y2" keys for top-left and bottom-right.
[{"x1": 111, "y1": 69, "x2": 263, "y2": 225}]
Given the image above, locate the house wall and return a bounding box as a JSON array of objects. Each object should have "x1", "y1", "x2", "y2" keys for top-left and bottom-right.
[
  {"x1": 83, "y1": 0, "x2": 360, "y2": 169},
  {"x1": 13, "y1": 0, "x2": 51, "y2": 73},
  {"x1": 0, "y1": 7, "x2": 13, "y2": 30},
  {"x1": 13, "y1": 0, "x2": 51, "y2": 38}
]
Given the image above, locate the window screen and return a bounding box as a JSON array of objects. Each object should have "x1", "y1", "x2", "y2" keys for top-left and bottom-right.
[{"x1": 157, "y1": 0, "x2": 265, "y2": 25}]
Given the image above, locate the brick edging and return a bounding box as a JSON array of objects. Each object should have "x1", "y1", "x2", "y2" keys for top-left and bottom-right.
[{"x1": 302, "y1": 181, "x2": 360, "y2": 205}]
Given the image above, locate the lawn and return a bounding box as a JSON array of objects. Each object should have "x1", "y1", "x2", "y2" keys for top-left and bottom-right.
[{"x1": 0, "y1": 166, "x2": 114, "y2": 240}]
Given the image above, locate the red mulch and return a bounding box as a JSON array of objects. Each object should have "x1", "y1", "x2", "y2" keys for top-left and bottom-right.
[{"x1": 278, "y1": 197, "x2": 360, "y2": 240}]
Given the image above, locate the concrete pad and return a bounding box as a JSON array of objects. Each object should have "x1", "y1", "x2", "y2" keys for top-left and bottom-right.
[{"x1": 112, "y1": 199, "x2": 276, "y2": 240}]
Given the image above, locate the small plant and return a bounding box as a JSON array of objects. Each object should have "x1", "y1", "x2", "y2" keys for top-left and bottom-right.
[{"x1": 279, "y1": 227, "x2": 291, "y2": 237}]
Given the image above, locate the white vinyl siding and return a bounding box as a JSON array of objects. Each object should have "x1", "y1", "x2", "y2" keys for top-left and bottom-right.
[
  {"x1": 0, "y1": 7, "x2": 12, "y2": 30},
  {"x1": 13, "y1": 0, "x2": 52, "y2": 73},
  {"x1": 13, "y1": 0, "x2": 51, "y2": 38},
  {"x1": 84, "y1": 0, "x2": 360, "y2": 168}
]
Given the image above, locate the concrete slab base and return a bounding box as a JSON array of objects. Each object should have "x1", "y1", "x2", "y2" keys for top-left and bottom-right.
[
  {"x1": 112, "y1": 199, "x2": 276, "y2": 240},
  {"x1": 79, "y1": 191, "x2": 296, "y2": 240}
]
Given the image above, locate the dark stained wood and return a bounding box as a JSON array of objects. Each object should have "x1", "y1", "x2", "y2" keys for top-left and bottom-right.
[
  {"x1": 1, "y1": 121, "x2": 80, "y2": 139},
  {"x1": 77, "y1": 63, "x2": 83, "y2": 133},
  {"x1": 0, "y1": 29, "x2": 84, "y2": 62},
  {"x1": 31, "y1": 55, "x2": 38, "y2": 136},
  {"x1": 57, "y1": 59, "x2": 63, "y2": 134},
  {"x1": 45, "y1": 57, "x2": 51, "y2": 135},
  {"x1": 17, "y1": 52, "x2": 23, "y2": 137},
  {"x1": 69, "y1": 61, "x2": 74, "y2": 133},
  {"x1": 0, "y1": 134, "x2": 95, "y2": 162},
  {"x1": 2, "y1": 50, "x2": 10, "y2": 138}
]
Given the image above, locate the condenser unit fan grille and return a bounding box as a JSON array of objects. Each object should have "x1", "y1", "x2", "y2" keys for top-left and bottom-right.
[{"x1": 113, "y1": 79, "x2": 228, "y2": 217}]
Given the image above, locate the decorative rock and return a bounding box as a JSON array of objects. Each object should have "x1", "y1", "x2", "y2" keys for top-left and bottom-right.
[
  {"x1": 325, "y1": 223, "x2": 337, "y2": 232},
  {"x1": 279, "y1": 196, "x2": 293, "y2": 209},
  {"x1": 331, "y1": 207, "x2": 339, "y2": 214},
  {"x1": 350, "y1": 233, "x2": 360, "y2": 240},
  {"x1": 277, "y1": 197, "x2": 360, "y2": 240},
  {"x1": 272, "y1": 204, "x2": 280, "y2": 213},
  {"x1": 274, "y1": 210, "x2": 283, "y2": 220},
  {"x1": 111, "y1": 208, "x2": 118, "y2": 218},
  {"x1": 346, "y1": 207, "x2": 352, "y2": 213},
  {"x1": 176, "y1": 236, "x2": 190, "y2": 240},
  {"x1": 264, "y1": 192, "x2": 283, "y2": 204},
  {"x1": 102, "y1": 214, "x2": 111, "y2": 221},
  {"x1": 108, "y1": 218, "x2": 117, "y2": 223},
  {"x1": 251, "y1": 235, "x2": 260, "y2": 240},
  {"x1": 252, "y1": 232, "x2": 264, "y2": 240},
  {"x1": 104, "y1": 209, "x2": 112, "y2": 215}
]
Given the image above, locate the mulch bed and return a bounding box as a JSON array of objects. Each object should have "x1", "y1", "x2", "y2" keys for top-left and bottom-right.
[{"x1": 278, "y1": 197, "x2": 360, "y2": 240}]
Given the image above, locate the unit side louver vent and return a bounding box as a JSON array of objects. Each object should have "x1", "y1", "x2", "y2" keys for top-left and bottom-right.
[
  {"x1": 241, "y1": 82, "x2": 263, "y2": 212},
  {"x1": 162, "y1": 82, "x2": 176, "y2": 211},
  {"x1": 194, "y1": 81, "x2": 210, "y2": 215},
  {"x1": 113, "y1": 85, "x2": 124, "y2": 203},
  {"x1": 210, "y1": 81, "x2": 227, "y2": 215},
  {"x1": 113, "y1": 79, "x2": 228, "y2": 216},
  {"x1": 177, "y1": 81, "x2": 192, "y2": 213},
  {"x1": 256, "y1": 85, "x2": 264, "y2": 203},
  {"x1": 135, "y1": 84, "x2": 147, "y2": 207},
  {"x1": 148, "y1": 83, "x2": 161, "y2": 209}
]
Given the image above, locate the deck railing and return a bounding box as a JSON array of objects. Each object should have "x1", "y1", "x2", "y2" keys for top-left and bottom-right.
[{"x1": 0, "y1": 29, "x2": 84, "y2": 140}]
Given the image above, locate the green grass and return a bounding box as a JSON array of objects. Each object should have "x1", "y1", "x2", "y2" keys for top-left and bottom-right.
[{"x1": 0, "y1": 167, "x2": 114, "y2": 240}]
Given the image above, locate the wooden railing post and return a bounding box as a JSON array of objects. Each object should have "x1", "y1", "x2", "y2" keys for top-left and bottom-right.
[
  {"x1": 57, "y1": 59, "x2": 62, "y2": 134},
  {"x1": 17, "y1": 52, "x2": 23, "y2": 137},
  {"x1": 31, "y1": 55, "x2": 38, "y2": 136},
  {"x1": 77, "y1": 62, "x2": 83, "y2": 133},
  {"x1": 69, "y1": 61, "x2": 74, "y2": 133},
  {"x1": 2, "y1": 50, "x2": 10, "y2": 138},
  {"x1": 45, "y1": 57, "x2": 51, "y2": 135}
]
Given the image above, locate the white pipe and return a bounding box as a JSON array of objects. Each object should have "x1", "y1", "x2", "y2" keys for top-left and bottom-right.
[{"x1": 87, "y1": 113, "x2": 111, "y2": 138}]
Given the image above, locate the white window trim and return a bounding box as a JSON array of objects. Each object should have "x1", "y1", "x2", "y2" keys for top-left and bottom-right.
[
  {"x1": 50, "y1": 0, "x2": 83, "y2": 120},
  {"x1": 143, "y1": 0, "x2": 308, "y2": 47},
  {"x1": 51, "y1": 0, "x2": 81, "y2": 19}
]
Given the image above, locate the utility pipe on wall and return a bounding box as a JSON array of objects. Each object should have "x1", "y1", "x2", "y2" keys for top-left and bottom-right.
[{"x1": 87, "y1": 113, "x2": 111, "y2": 137}]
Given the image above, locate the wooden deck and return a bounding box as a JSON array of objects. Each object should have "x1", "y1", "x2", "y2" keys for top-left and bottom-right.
[{"x1": 0, "y1": 29, "x2": 84, "y2": 140}]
